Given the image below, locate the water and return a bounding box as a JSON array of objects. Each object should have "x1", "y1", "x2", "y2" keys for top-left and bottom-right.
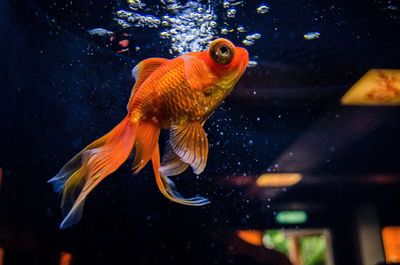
[{"x1": 1, "y1": 0, "x2": 400, "y2": 265}]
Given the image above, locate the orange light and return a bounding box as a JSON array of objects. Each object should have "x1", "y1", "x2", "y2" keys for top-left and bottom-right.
[
  {"x1": 341, "y1": 69, "x2": 400, "y2": 106},
  {"x1": 382, "y1": 226, "x2": 400, "y2": 263},
  {"x1": 59, "y1": 252, "x2": 73, "y2": 265},
  {"x1": 0, "y1": 247, "x2": 4, "y2": 265},
  {"x1": 236, "y1": 230, "x2": 263, "y2": 246},
  {"x1": 256, "y1": 173, "x2": 302, "y2": 187}
]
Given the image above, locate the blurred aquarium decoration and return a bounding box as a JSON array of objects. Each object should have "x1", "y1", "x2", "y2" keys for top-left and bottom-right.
[
  {"x1": 263, "y1": 229, "x2": 331, "y2": 265},
  {"x1": 1, "y1": 0, "x2": 400, "y2": 264}
]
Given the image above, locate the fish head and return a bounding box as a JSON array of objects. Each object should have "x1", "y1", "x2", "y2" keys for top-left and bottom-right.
[{"x1": 204, "y1": 38, "x2": 249, "y2": 87}]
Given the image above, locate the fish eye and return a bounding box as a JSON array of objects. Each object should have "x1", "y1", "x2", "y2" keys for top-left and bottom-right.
[{"x1": 209, "y1": 39, "x2": 235, "y2": 65}]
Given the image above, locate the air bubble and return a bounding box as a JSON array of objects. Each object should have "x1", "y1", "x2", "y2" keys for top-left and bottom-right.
[
  {"x1": 257, "y1": 4, "x2": 270, "y2": 14},
  {"x1": 304, "y1": 32, "x2": 320, "y2": 40},
  {"x1": 248, "y1": 60, "x2": 258, "y2": 67},
  {"x1": 227, "y1": 8, "x2": 236, "y2": 18},
  {"x1": 237, "y1": 26, "x2": 246, "y2": 32},
  {"x1": 242, "y1": 39, "x2": 254, "y2": 46}
]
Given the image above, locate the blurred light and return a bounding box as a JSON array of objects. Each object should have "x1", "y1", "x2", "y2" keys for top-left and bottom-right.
[
  {"x1": 382, "y1": 226, "x2": 400, "y2": 263},
  {"x1": 0, "y1": 247, "x2": 4, "y2": 265},
  {"x1": 59, "y1": 252, "x2": 73, "y2": 265},
  {"x1": 236, "y1": 230, "x2": 263, "y2": 246},
  {"x1": 227, "y1": 175, "x2": 255, "y2": 186},
  {"x1": 256, "y1": 173, "x2": 302, "y2": 187},
  {"x1": 341, "y1": 69, "x2": 400, "y2": 106},
  {"x1": 275, "y1": 211, "x2": 308, "y2": 224}
]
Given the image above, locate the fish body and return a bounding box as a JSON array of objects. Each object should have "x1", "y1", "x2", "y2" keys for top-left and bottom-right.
[
  {"x1": 129, "y1": 56, "x2": 245, "y2": 127},
  {"x1": 49, "y1": 38, "x2": 249, "y2": 228}
]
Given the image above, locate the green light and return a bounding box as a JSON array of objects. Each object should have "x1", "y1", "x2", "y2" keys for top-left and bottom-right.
[{"x1": 275, "y1": 211, "x2": 308, "y2": 224}]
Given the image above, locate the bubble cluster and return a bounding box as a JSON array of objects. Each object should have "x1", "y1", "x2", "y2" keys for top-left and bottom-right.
[
  {"x1": 246, "y1": 33, "x2": 261, "y2": 40},
  {"x1": 219, "y1": 1, "x2": 269, "y2": 66},
  {"x1": 109, "y1": 0, "x2": 272, "y2": 66},
  {"x1": 116, "y1": 11, "x2": 161, "y2": 28},
  {"x1": 127, "y1": 0, "x2": 146, "y2": 10},
  {"x1": 222, "y1": 0, "x2": 243, "y2": 9},
  {"x1": 158, "y1": 1, "x2": 217, "y2": 54},
  {"x1": 241, "y1": 33, "x2": 261, "y2": 46}
]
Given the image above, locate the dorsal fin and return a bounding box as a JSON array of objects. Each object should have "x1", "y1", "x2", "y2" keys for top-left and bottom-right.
[{"x1": 128, "y1": 58, "x2": 168, "y2": 109}]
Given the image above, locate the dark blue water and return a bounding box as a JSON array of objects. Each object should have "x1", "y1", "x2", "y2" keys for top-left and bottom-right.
[{"x1": 1, "y1": 0, "x2": 400, "y2": 264}]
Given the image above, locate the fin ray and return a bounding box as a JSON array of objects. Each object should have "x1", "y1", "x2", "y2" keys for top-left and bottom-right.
[
  {"x1": 132, "y1": 120, "x2": 160, "y2": 174},
  {"x1": 160, "y1": 140, "x2": 189, "y2": 176},
  {"x1": 48, "y1": 117, "x2": 137, "y2": 229},
  {"x1": 170, "y1": 122, "x2": 209, "y2": 175}
]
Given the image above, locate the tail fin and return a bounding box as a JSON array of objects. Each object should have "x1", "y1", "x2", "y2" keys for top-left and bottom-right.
[
  {"x1": 151, "y1": 143, "x2": 210, "y2": 206},
  {"x1": 48, "y1": 117, "x2": 137, "y2": 229}
]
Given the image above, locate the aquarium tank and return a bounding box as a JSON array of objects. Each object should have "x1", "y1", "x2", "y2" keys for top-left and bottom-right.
[{"x1": 1, "y1": 0, "x2": 400, "y2": 265}]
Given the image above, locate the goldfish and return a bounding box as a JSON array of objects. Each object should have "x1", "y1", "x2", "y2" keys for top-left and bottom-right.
[{"x1": 48, "y1": 38, "x2": 249, "y2": 229}]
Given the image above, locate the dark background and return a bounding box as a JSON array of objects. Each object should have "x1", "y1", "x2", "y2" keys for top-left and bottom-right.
[{"x1": 1, "y1": 0, "x2": 400, "y2": 264}]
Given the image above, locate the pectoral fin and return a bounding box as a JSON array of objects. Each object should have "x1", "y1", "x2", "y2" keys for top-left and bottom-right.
[{"x1": 169, "y1": 122, "x2": 209, "y2": 175}]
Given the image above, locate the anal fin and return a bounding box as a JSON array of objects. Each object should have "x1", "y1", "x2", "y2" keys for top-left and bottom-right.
[
  {"x1": 160, "y1": 140, "x2": 189, "y2": 177},
  {"x1": 151, "y1": 144, "x2": 210, "y2": 206},
  {"x1": 132, "y1": 120, "x2": 160, "y2": 174}
]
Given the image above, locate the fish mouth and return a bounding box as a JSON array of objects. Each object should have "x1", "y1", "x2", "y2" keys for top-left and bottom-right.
[
  {"x1": 234, "y1": 47, "x2": 249, "y2": 69},
  {"x1": 238, "y1": 48, "x2": 250, "y2": 73}
]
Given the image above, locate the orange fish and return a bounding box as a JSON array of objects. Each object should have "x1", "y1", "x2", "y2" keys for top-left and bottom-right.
[{"x1": 49, "y1": 38, "x2": 249, "y2": 228}]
